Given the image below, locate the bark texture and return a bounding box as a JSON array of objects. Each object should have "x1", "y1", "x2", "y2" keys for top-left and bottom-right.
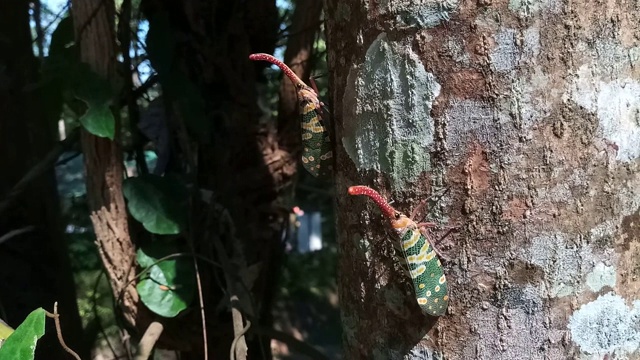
[
  {"x1": 326, "y1": 0, "x2": 640, "y2": 358},
  {"x1": 72, "y1": 0, "x2": 141, "y2": 328},
  {"x1": 0, "y1": 1, "x2": 87, "y2": 359}
]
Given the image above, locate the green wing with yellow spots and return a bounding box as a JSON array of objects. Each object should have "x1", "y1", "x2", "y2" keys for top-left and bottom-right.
[{"x1": 348, "y1": 186, "x2": 449, "y2": 317}]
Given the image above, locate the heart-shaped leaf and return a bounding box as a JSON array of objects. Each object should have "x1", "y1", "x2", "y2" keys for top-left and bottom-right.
[
  {"x1": 70, "y1": 63, "x2": 115, "y2": 139},
  {"x1": 136, "y1": 242, "x2": 195, "y2": 317},
  {"x1": 79, "y1": 103, "x2": 115, "y2": 140},
  {"x1": 123, "y1": 174, "x2": 188, "y2": 235}
]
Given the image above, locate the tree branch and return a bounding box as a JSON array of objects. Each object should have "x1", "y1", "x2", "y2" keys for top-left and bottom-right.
[{"x1": 134, "y1": 321, "x2": 164, "y2": 360}]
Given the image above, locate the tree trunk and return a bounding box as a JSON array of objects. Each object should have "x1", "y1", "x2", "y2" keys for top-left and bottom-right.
[
  {"x1": 277, "y1": 0, "x2": 325, "y2": 154},
  {"x1": 326, "y1": 0, "x2": 640, "y2": 358},
  {"x1": 72, "y1": 0, "x2": 142, "y2": 330},
  {"x1": 260, "y1": 0, "x2": 325, "y2": 356},
  {"x1": 139, "y1": 0, "x2": 298, "y2": 357},
  {"x1": 0, "y1": 1, "x2": 87, "y2": 359}
]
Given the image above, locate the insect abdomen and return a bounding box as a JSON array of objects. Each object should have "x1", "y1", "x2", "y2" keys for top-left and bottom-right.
[
  {"x1": 300, "y1": 103, "x2": 332, "y2": 178},
  {"x1": 400, "y1": 228, "x2": 449, "y2": 316}
]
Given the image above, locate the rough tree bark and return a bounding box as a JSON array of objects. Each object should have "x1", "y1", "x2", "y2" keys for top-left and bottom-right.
[
  {"x1": 72, "y1": 0, "x2": 142, "y2": 330},
  {"x1": 0, "y1": 1, "x2": 87, "y2": 359},
  {"x1": 326, "y1": 0, "x2": 640, "y2": 359}
]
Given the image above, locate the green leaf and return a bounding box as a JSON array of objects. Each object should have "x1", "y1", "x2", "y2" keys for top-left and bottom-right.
[
  {"x1": 136, "y1": 242, "x2": 195, "y2": 317},
  {"x1": 78, "y1": 103, "x2": 115, "y2": 140},
  {"x1": 123, "y1": 174, "x2": 188, "y2": 235},
  {"x1": 0, "y1": 308, "x2": 45, "y2": 359},
  {"x1": 70, "y1": 63, "x2": 115, "y2": 139}
]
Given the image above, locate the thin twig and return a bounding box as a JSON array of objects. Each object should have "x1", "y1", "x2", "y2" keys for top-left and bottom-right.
[
  {"x1": 44, "y1": 302, "x2": 81, "y2": 360},
  {"x1": 192, "y1": 242, "x2": 208, "y2": 360},
  {"x1": 121, "y1": 328, "x2": 133, "y2": 360},
  {"x1": 0, "y1": 226, "x2": 36, "y2": 245},
  {"x1": 186, "y1": 226, "x2": 208, "y2": 360},
  {"x1": 55, "y1": 151, "x2": 82, "y2": 166}
]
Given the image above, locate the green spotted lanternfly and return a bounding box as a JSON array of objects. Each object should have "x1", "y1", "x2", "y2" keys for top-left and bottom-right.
[
  {"x1": 348, "y1": 185, "x2": 449, "y2": 316},
  {"x1": 249, "y1": 53, "x2": 333, "y2": 178}
]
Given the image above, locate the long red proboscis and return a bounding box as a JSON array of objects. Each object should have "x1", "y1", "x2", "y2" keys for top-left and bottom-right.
[
  {"x1": 249, "y1": 53, "x2": 304, "y2": 87},
  {"x1": 348, "y1": 186, "x2": 397, "y2": 219}
]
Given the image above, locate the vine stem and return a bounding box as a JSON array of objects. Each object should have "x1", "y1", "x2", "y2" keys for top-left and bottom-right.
[{"x1": 44, "y1": 302, "x2": 81, "y2": 360}]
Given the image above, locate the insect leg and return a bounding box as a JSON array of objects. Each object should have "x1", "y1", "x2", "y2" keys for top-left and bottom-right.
[{"x1": 418, "y1": 226, "x2": 450, "y2": 261}]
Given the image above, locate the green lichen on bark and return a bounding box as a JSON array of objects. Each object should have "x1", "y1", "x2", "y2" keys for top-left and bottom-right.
[{"x1": 342, "y1": 33, "x2": 441, "y2": 190}]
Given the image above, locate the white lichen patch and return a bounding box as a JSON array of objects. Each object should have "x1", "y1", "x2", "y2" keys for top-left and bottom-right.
[
  {"x1": 354, "y1": 233, "x2": 373, "y2": 264},
  {"x1": 507, "y1": 75, "x2": 550, "y2": 129},
  {"x1": 407, "y1": 345, "x2": 441, "y2": 360},
  {"x1": 535, "y1": 168, "x2": 587, "y2": 205},
  {"x1": 570, "y1": 39, "x2": 640, "y2": 163},
  {"x1": 490, "y1": 27, "x2": 540, "y2": 73},
  {"x1": 364, "y1": 0, "x2": 459, "y2": 29},
  {"x1": 521, "y1": 231, "x2": 621, "y2": 299},
  {"x1": 572, "y1": 71, "x2": 640, "y2": 163},
  {"x1": 523, "y1": 233, "x2": 596, "y2": 298},
  {"x1": 491, "y1": 29, "x2": 519, "y2": 73},
  {"x1": 342, "y1": 33, "x2": 440, "y2": 189},
  {"x1": 488, "y1": 27, "x2": 553, "y2": 130},
  {"x1": 508, "y1": 0, "x2": 562, "y2": 18},
  {"x1": 568, "y1": 293, "x2": 640, "y2": 356},
  {"x1": 445, "y1": 99, "x2": 502, "y2": 160},
  {"x1": 585, "y1": 263, "x2": 616, "y2": 292},
  {"x1": 589, "y1": 220, "x2": 616, "y2": 242},
  {"x1": 574, "y1": 40, "x2": 640, "y2": 79}
]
